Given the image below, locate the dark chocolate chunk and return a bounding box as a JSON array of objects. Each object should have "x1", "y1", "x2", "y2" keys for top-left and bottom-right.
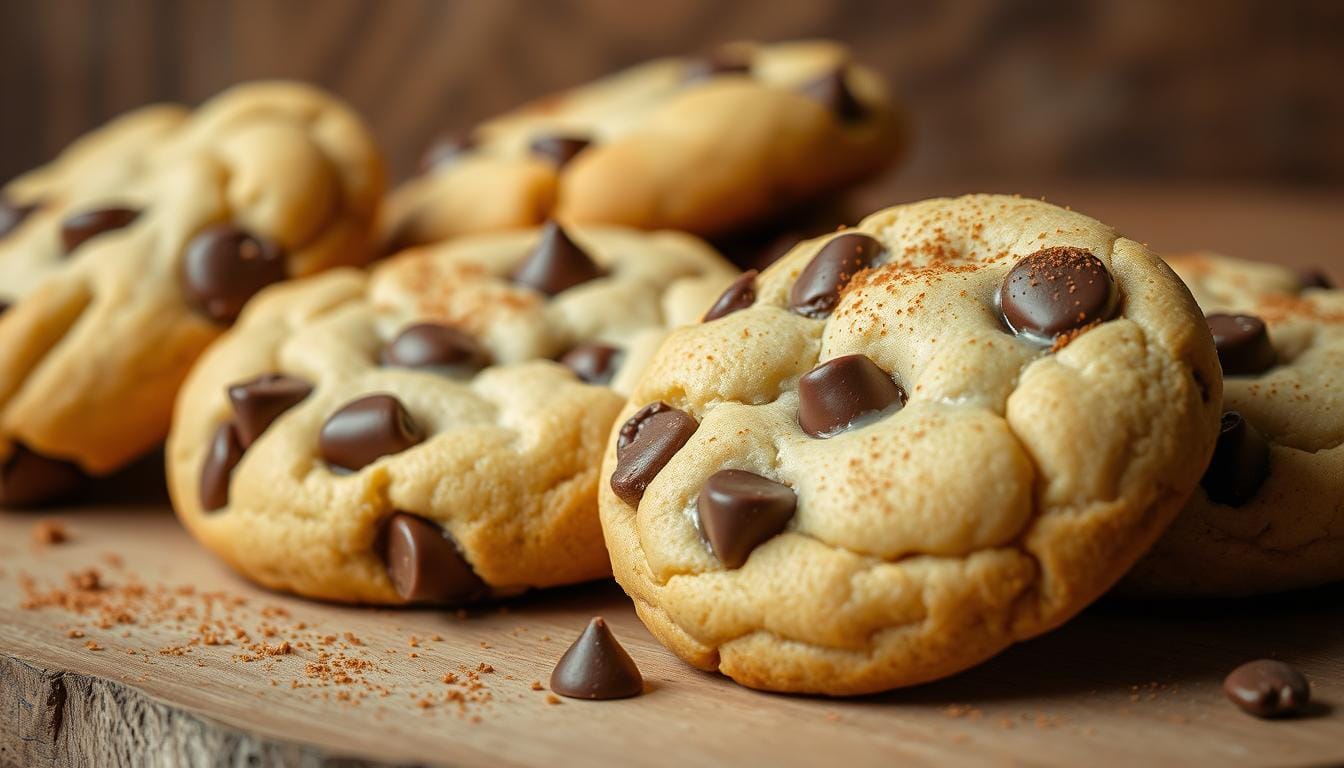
[
  {"x1": 182, "y1": 224, "x2": 286, "y2": 324},
  {"x1": 799, "y1": 67, "x2": 865, "y2": 121},
  {"x1": 512, "y1": 221, "x2": 605, "y2": 296},
  {"x1": 1297, "y1": 268, "x2": 1334, "y2": 290},
  {"x1": 683, "y1": 49, "x2": 752, "y2": 82},
  {"x1": 61, "y1": 206, "x2": 139, "y2": 254},
  {"x1": 529, "y1": 135, "x2": 591, "y2": 168},
  {"x1": 550, "y1": 617, "x2": 643, "y2": 700},
  {"x1": 227, "y1": 373, "x2": 314, "y2": 448},
  {"x1": 381, "y1": 323, "x2": 489, "y2": 376},
  {"x1": 611, "y1": 403, "x2": 698, "y2": 506},
  {"x1": 199, "y1": 422, "x2": 243, "y2": 511},
  {"x1": 697, "y1": 469, "x2": 796, "y2": 568},
  {"x1": 999, "y1": 246, "x2": 1117, "y2": 340},
  {"x1": 798, "y1": 354, "x2": 903, "y2": 438},
  {"x1": 319, "y1": 394, "x2": 424, "y2": 473},
  {"x1": 0, "y1": 444, "x2": 85, "y2": 508},
  {"x1": 419, "y1": 132, "x2": 477, "y2": 174},
  {"x1": 1223, "y1": 660, "x2": 1311, "y2": 718},
  {"x1": 703, "y1": 270, "x2": 758, "y2": 322},
  {"x1": 380, "y1": 512, "x2": 487, "y2": 605},
  {"x1": 1201, "y1": 411, "x2": 1270, "y2": 506},
  {"x1": 0, "y1": 197, "x2": 40, "y2": 239},
  {"x1": 1207, "y1": 313, "x2": 1276, "y2": 376},
  {"x1": 789, "y1": 233, "x2": 882, "y2": 318},
  {"x1": 560, "y1": 343, "x2": 622, "y2": 385}
]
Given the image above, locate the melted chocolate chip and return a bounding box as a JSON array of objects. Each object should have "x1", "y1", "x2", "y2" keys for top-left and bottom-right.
[
  {"x1": 560, "y1": 343, "x2": 622, "y2": 385},
  {"x1": 381, "y1": 323, "x2": 489, "y2": 376},
  {"x1": 799, "y1": 67, "x2": 865, "y2": 121},
  {"x1": 1223, "y1": 660, "x2": 1311, "y2": 718},
  {"x1": 1297, "y1": 268, "x2": 1333, "y2": 290},
  {"x1": 419, "y1": 132, "x2": 477, "y2": 174},
  {"x1": 697, "y1": 470, "x2": 796, "y2": 568},
  {"x1": 789, "y1": 233, "x2": 883, "y2": 318},
  {"x1": 683, "y1": 50, "x2": 752, "y2": 82},
  {"x1": 61, "y1": 206, "x2": 139, "y2": 254},
  {"x1": 798, "y1": 354, "x2": 903, "y2": 438},
  {"x1": 0, "y1": 444, "x2": 85, "y2": 507},
  {"x1": 182, "y1": 224, "x2": 286, "y2": 324},
  {"x1": 1201, "y1": 411, "x2": 1270, "y2": 506},
  {"x1": 512, "y1": 221, "x2": 605, "y2": 296},
  {"x1": 703, "y1": 270, "x2": 758, "y2": 322},
  {"x1": 550, "y1": 617, "x2": 643, "y2": 700},
  {"x1": 529, "y1": 135, "x2": 591, "y2": 168},
  {"x1": 0, "y1": 197, "x2": 40, "y2": 239},
  {"x1": 1207, "y1": 313, "x2": 1276, "y2": 376},
  {"x1": 227, "y1": 373, "x2": 314, "y2": 448},
  {"x1": 1000, "y1": 247, "x2": 1117, "y2": 341},
  {"x1": 319, "y1": 394, "x2": 424, "y2": 473},
  {"x1": 199, "y1": 422, "x2": 243, "y2": 511},
  {"x1": 380, "y1": 512, "x2": 488, "y2": 605},
  {"x1": 611, "y1": 403, "x2": 698, "y2": 506}
]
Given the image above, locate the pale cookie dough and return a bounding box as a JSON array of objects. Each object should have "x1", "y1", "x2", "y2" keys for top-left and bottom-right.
[
  {"x1": 1125, "y1": 253, "x2": 1344, "y2": 596},
  {"x1": 0, "y1": 82, "x2": 384, "y2": 506},
  {"x1": 599, "y1": 194, "x2": 1222, "y2": 695},
  {"x1": 166, "y1": 224, "x2": 737, "y2": 605},
  {"x1": 381, "y1": 40, "x2": 903, "y2": 251}
]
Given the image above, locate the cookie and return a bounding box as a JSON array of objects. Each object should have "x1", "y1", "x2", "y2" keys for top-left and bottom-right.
[
  {"x1": 0, "y1": 82, "x2": 384, "y2": 506},
  {"x1": 1124, "y1": 253, "x2": 1343, "y2": 596},
  {"x1": 598, "y1": 194, "x2": 1222, "y2": 695},
  {"x1": 166, "y1": 223, "x2": 737, "y2": 605},
  {"x1": 381, "y1": 40, "x2": 903, "y2": 252}
]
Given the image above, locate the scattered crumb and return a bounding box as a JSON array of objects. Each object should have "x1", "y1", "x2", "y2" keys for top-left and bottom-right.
[
  {"x1": 546, "y1": 694, "x2": 562, "y2": 705},
  {"x1": 31, "y1": 520, "x2": 69, "y2": 547}
]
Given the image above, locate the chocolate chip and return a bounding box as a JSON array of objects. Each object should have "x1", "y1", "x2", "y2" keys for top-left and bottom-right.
[
  {"x1": 319, "y1": 394, "x2": 424, "y2": 473},
  {"x1": 0, "y1": 300, "x2": 10, "y2": 316},
  {"x1": 789, "y1": 233, "x2": 883, "y2": 318},
  {"x1": 1223, "y1": 660, "x2": 1311, "y2": 718},
  {"x1": 199, "y1": 422, "x2": 243, "y2": 511},
  {"x1": 529, "y1": 135, "x2": 591, "y2": 168},
  {"x1": 227, "y1": 373, "x2": 313, "y2": 449},
  {"x1": 1297, "y1": 268, "x2": 1333, "y2": 290},
  {"x1": 550, "y1": 617, "x2": 643, "y2": 700},
  {"x1": 1207, "y1": 313, "x2": 1276, "y2": 376},
  {"x1": 380, "y1": 512, "x2": 488, "y2": 605},
  {"x1": 1201, "y1": 411, "x2": 1270, "y2": 506},
  {"x1": 611, "y1": 403, "x2": 698, "y2": 506},
  {"x1": 512, "y1": 221, "x2": 605, "y2": 296},
  {"x1": 703, "y1": 270, "x2": 758, "y2": 322},
  {"x1": 697, "y1": 470, "x2": 796, "y2": 568},
  {"x1": 798, "y1": 354, "x2": 903, "y2": 438},
  {"x1": 560, "y1": 343, "x2": 622, "y2": 385},
  {"x1": 381, "y1": 323, "x2": 489, "y2": 376},
  {"x1": 182, "y1": 224, "x2": 286, "y2": 324},
  {"x1": 0, "y1": 444, "x2": 85, "y2": 507},
  {"x1": 419, "y1": 131, "x2": 477, "y2": 174},
  {"x1": 0, "y1": 197, "x2": 40, "y2": 239},
  {"x1": 683, "y1": 50, "x2": 752, "y2": 82},
  {"x1": 799, "y1": 67, "x2": 865, "y2": 121},
  {"x1": 1000, "y1": 246, "x2": 1117, "y2": 341},
  {"x1": 61, "y1": 206, "x2": 139, "y2": 254}
]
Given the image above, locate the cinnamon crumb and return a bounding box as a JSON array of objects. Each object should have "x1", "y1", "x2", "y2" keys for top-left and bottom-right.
[{"x1": 31, "y1": 520, "x2": 69, "y2": 547}]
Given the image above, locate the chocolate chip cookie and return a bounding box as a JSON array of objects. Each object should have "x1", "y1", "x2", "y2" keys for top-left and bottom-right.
[
  {"x1": 0, "y1": 82, "x2": 384, "y2": 506},
  {"x1": 166, "y1": 223, "x2": 737, "y2": 605},
  {"x1": 1125, "y1": 253, "x2": 1343, "y2": 596},
  {"x1": 598, "y1": 194, "x2": 1222, "y2": 695},
  {"x1": 381, "y1": 40, "x2": 903, "y2": 252}
]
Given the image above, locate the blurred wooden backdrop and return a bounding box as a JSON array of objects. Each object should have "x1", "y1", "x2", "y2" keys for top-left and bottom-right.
[{"x1": 1, "y1": 0, "x2": 1341, "y2": 186}]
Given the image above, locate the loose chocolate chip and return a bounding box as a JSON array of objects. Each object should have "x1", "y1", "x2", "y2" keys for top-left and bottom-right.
[
  {"x1": 529, "y1": 135, "x2": 591, "y2": 168},
  {"x1": 703, "y1": 270, "x2": 758, "y2": 322},
  {"x1": 380, "y1": 512, "x2": 488, "y2": 605},
  {"x1": 697, "y1": 470, "x2": 796, "y2": 568},
  {"x1": 381, "y1": 323, "x2": 489, "y2": 376},
  {"x1": 0, "y1": 197, "x2": 40, "y2": 239},
  {"x1": 319, "y1": 394, "x2": 424, "y2": 473},
  {"x1": 799, "y1": 67, "x2": 865, "y2": 121},
  {"x1": 798, "y1": 354, "x2": 903, "y2": 438},
  {"x1": 999, "y1": 246, "x2": 1117, "y2": 341},
  {"x1": 1223, "y1": 660, "x2": 1311, "y2": 718},
  {"x1": 611, "y1": 403, "x2": 698, "y2": 506},
  {"x1": 560, "y1": 343, "x2": 622, "y2": 385},
  {"x1": 227, "y1": 373, "x2": 314, "y2": 449},
  {"x1": 61, "y1": 206, "x2": 139, "y2": 254},
  {"x1": 550, "y1": 617, "x2": 643, "y2": 700},
  {"x1": 419, "y1": 132, "x2": 477, "y2": 174},
  {"x1": 683, "y1": 49, "x2": 752, "y2": 82},
  {"x1": 199, "y1": 422, "x2": 243, "y2": 511},
  {"x1": 512, "y1": 221, "x2": 605, "y2": 296},
  {"x1": 789, "y1": 233, "x2": 883, "y2": 318},
  {"x1": 1201, "y1": 411, "x2": 1270, "y2": 506},
  {"x1": 0, "y1": 444, "x2": 85, "y2": 508},
  {"x1": 182, "y1": 224, "x2": 286, "y2": 324},
  {"x1": 1207, "y1": 313, "x2": 1276, "y2": 376},
  {"x1": 1297, "y1": 268, "x2": 1334, "y2": 290}
]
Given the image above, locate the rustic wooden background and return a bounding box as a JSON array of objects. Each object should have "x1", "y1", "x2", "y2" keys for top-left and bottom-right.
[{"x1": 1, "y1": 0, "x2": 1341, "y2": 186}]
